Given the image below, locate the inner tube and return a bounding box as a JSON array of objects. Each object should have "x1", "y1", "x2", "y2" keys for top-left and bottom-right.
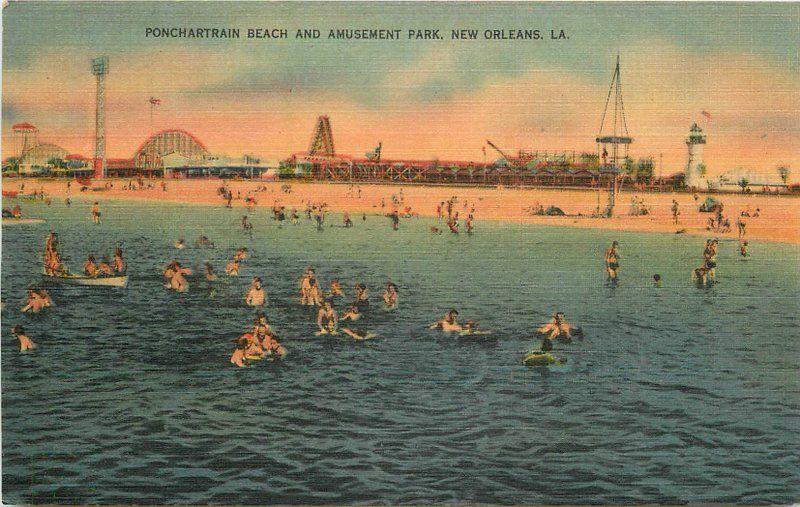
[
  {"x1": 245, "y1": 354, "x2": 264, "y2": 361},
  {"x1": 523, "y1": 351, "x2": 566, "y2": 367}
]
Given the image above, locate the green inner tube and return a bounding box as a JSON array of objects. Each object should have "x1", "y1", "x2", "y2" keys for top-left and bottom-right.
[{"x1": 523, "y1": 351, "x2": 565, "y2": 366}]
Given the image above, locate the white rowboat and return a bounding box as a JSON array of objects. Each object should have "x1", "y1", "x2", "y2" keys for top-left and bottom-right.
[
  {"x1": 42, "y1": 272, "x2": 129, "y2": 288},
  {"x1": 3, "y1": 217, "x2": 46, "y2": 225}
]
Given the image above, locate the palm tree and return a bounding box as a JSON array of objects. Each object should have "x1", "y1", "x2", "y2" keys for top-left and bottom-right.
[
  {"x1": 738, "y1": 177, "x2": 750, "y2": 193},
  {"x1": 777, "y1": 166, "x2": 790, "y2": 185}
]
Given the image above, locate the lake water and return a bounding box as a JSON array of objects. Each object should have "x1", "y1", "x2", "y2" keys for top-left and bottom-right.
[{"x1": 2, "y1": 198, "x2": 799, "y2": 504}]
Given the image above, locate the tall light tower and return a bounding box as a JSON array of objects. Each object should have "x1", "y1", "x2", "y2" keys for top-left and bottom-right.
[
  {"x1": 684, "y1": 123, "x2": 707, "y2": 190},
  {"x1": 91, "y1": 56, "x2": 109, "y2": 177}
]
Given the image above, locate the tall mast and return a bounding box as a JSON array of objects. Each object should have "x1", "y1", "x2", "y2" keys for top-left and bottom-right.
[{"x1": 596, "y1": 54, "x2": 633, "y2": 217}]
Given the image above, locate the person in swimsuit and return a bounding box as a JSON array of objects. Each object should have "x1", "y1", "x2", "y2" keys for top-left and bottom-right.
[
  {"x1": 245, "y1": 277, "x2": 266, "y2": 307},
  {"x1": 740, "y1": 241, "x2": 749, "y2": 258},
  {"x1": 97, "y1": 258, "x2": 113, "y2": 276},
  {"x1": 604, "y1": 241, "x2": 620, "y2": 282},
  {"x1": 225, "y1": 259, "x2": 240, "y2": 276},
  {"x1": 204, "y1": 263, "x2": 217, "y2": 281},
  {"x1": 234, "y1": 247, "x2": 249, "y2": 261},
  {"x1": 175, "y1": 238, "x2": 185, "y2": 249},
  {"x1": 430, "y1": 310, "x2": 462, "y2": 332},
  {"x1": 299, "y1": 267, "x2": 315, "y2": 305},
  {"x1": 306, "y1": 278, "x2": 323, "y2": 307},
  {"x1": 91, "y1": 202, "x2": 101, "y2": 224},
  {"x1": 230, "y1": 337, "x2": 248, "y2": 367},
  {"x1": 340, "y1": 304, "x2": 362, "y2": 322},
  {"x1": 382, "y1": 282, "x2": 398, "y2": 309},
  {"x1": 12, "y1": 326, "x2": 37, "y2": 352},
  {"x1": 537, "y1": 312, "x2": 575, "y2": 340},
  {"x1": 354, "y1": 283, "x2": 369, "y2": 307},
  {"x1": 653, "y1": 274, "x2": 662, "y2": 287},
  {"x1": 83, "y1": 255, "x2": 99, "y2": 277},
  {"x1": 113, "y1": 248, "x2": 126, "y2": 274},
  {"x1": 328, "y1": 279, "x2": 344, "y2": 298},
  {"x1": 316, "y1": 302, "x2": 339, "y2": 334},
  {"x1": 21, "y1": 289, "x2": 52, "y2": 313}
]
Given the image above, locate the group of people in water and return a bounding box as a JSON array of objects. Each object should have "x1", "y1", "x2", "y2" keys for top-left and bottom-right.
[
  {"x1": 434, "y1": 196, "x2": 476, "y2": 234},
  {"x1": 43, "y1": 232, "x2": 125, "y2": 278}
]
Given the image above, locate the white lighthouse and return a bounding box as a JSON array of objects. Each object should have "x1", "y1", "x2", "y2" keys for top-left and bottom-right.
[{"x1": 684, "y1": 123, "x2": 707, "y2": 189}]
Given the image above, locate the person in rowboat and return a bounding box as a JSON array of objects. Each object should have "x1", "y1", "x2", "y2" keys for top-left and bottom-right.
[
  {"x1": 97, "y1": 258, "x2": 113, "y2": 276},
  {"x1": 83, "y1": 255, "x2": 99, "y2": 277}
]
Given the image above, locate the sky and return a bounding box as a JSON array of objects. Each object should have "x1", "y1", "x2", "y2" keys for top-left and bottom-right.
[{"x1": 3, "y1": 1, "x2": 799, "y2": 179}]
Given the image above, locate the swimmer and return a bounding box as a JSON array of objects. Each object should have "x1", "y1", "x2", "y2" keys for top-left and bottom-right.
[
  {"x1": 316, "y1": 302, "x2": 339, "y2": 334},
  {"x1": 537, "y1": 312, "x2": 575, "y2": 340},
  {"x1": 230, "y1": 338, "x2": 248, "y2": 367},
  {"x1": 21, "y1": 288, "x2": 52, "y2": 313},
  {"x1": 195, "y1": 235, "x2": 215, "y2": 248},
  {"x1": 299, "y1": 267, "x2": 315, "y2": 305},
  {"x1": 382, "y1": 282, "x2": 398, "y2": 309},
  {"x1": 245, "y1": 277, "x2": 266, "y2": 307},
  {"x1": 204, "y1": 262, "x2": 217, "y2": 281},
  {"x1": 692, "y1": 266, "x2": 709, "y2": 286},
  {"x1": 604, "y1": 241, "x2": 620, "y2": 282},
  {"x1": 113, "y1": 248, "x2": 125, "y2": 274},
  {"x1": 11, "y1": 325, "x2": 37, "y2": 352},
  {"x1": 241, "y1": 332, "x2": 265, "y2": 359},
  {"x1": 430, "y1": 310, "x2": 462, "y2": 332},
  {"x1": 225, "y1": 259, "x2": 240, "y2": 276},
  {"x1": 256, "y1": 322, "x2": 286, "y2": 357},
  {"x1": 175, "y1": 238, "x2": 185, "y2": 249},
  {"x1": 740, "y1": 241, "x2": 750, "y2": 258},
  {"x1": 340, "y1": 304, "x2": 362, "y2": 322},
  {"x1": 328, "y1": 279, "x2": 344, "y2": 297},
  {"x1": 234, "y1": 247, "x2": 249, "y2": 261},
  {"x1": 653, "y1": 274, "x2": 662, "y2": 287},
  {"x1": 306, "y1": 278, "x2": 323, "y2": 307},
  {"x1": 354, "y1": 283, "x2": 369, "y2": 307},
  {"x1": 83, "y1": 255, "x2": 99, "y2": 278},
  {"x1": 343, "y1": 212, "x2": 353, "y2": 228}
]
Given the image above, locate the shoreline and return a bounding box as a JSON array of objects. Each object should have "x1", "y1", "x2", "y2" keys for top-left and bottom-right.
[{"x1": 4, "y1": 178, "x2": 799, "y2": 245}]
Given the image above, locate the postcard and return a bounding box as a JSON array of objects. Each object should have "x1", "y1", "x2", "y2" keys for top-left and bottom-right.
[{"x1": 2, "y1": 1, "x2": 798, "y2": 504}]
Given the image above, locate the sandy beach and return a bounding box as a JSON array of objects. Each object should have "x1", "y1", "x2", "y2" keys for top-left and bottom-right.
[{"x1": 4, "y1": 178, "x2": 799, "y2": 244}]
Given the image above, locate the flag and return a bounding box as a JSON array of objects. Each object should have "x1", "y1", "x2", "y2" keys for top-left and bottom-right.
[
  {"x1": 701, "y1": 110, "x2": 712, "y2": 120},
  {"x1": 149, "y1": 97, "x2": 161, "y2": 106}
]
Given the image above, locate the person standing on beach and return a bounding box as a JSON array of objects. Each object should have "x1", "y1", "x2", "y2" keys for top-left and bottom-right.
[
  {"x1": 736, "y1": 216, "x2": 747, "y2": 240},
  {"x1": 671, "y1": 200, "x2": 680, "y2": 224},
  {"x1": 604, "y1": 241, "x2": 620, "y2": 282}
]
